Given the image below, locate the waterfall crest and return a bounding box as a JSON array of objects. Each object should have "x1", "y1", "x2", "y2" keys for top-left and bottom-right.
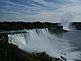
[
  {"x1": 8, "y1": 29, "x2": 61, "y2": 58},
  {"x1": 8, "y1": 29, "x2": 81, "y2": 61}
]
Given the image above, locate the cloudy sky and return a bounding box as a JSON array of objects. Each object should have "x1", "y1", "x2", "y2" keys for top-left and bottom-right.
[{"x1": 0, "y1": 0, "x2": 81, "y2": 22}]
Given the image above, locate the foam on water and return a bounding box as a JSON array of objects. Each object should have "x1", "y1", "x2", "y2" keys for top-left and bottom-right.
[{"x1": 8, "y1": 29, "x2": 81, "y2": 61}]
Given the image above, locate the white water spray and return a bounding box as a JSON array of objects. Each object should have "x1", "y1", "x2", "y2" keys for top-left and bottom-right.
[
  {"x1": 8, "y1": 29, "x2": 81, "y2": 61},
  {"x1": 61, "y1": 14, "x2": 73, "y2": 31}
]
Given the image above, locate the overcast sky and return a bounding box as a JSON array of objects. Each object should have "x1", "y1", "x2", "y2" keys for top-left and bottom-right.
[{"x1": 0, "y1": 0, "x2": 81, "y2": 22}]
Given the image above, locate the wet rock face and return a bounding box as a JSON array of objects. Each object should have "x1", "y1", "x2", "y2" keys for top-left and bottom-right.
[{"x1": 0, "y1": 34, "x2": 62, "y2": 61}]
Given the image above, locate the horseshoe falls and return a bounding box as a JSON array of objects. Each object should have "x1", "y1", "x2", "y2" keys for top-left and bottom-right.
[{"x1": 8, "y1": 29, "x2": 81, "y2": 61}]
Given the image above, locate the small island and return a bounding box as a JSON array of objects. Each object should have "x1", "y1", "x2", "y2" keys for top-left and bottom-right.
[{"x1": 0, "y1": 21, "x2": 68, "y2": 34}]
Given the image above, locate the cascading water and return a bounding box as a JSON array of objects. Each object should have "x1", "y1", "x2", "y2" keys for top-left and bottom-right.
[{"x1": 8, "y1": 29, "x2": 81, "y2": 61}]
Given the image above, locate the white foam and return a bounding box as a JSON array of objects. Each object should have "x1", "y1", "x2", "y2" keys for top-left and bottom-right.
[{"x1": 8, "y1": 29, "x2": 81, "y2": 61}]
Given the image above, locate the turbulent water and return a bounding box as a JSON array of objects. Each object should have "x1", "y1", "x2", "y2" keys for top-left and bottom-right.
[{"x1": 8, "y1": 29, "x2": 81, "y2": 61}]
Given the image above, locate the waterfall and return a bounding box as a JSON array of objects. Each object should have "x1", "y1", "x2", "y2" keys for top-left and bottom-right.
[
  {"x1": 8, "y1": 29, "x2": 81, "y2": 61},
  {"x1": 8, "y1": 29, "x2": 61, "y2": 58}
]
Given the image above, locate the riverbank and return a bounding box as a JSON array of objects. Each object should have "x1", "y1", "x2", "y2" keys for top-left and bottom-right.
[{"x1": 0, "y1": 21, "x2": 64, "y2": 31}]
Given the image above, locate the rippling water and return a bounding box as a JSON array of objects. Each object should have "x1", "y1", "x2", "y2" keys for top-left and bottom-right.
[
  {"x1": 60, "y1": 30, "x2": 81, "y2": 61},
  {"x1": 7, "y1": 29, "x2": 81, "y2": 61}
]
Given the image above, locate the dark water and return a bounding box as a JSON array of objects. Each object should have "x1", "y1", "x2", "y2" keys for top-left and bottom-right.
[
  {"x1": 7, "y1": 29, "x2": 81, "y2": 61},
  {"x1": 61, "y1": 30, "x2": 81, "y2": 61}
]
